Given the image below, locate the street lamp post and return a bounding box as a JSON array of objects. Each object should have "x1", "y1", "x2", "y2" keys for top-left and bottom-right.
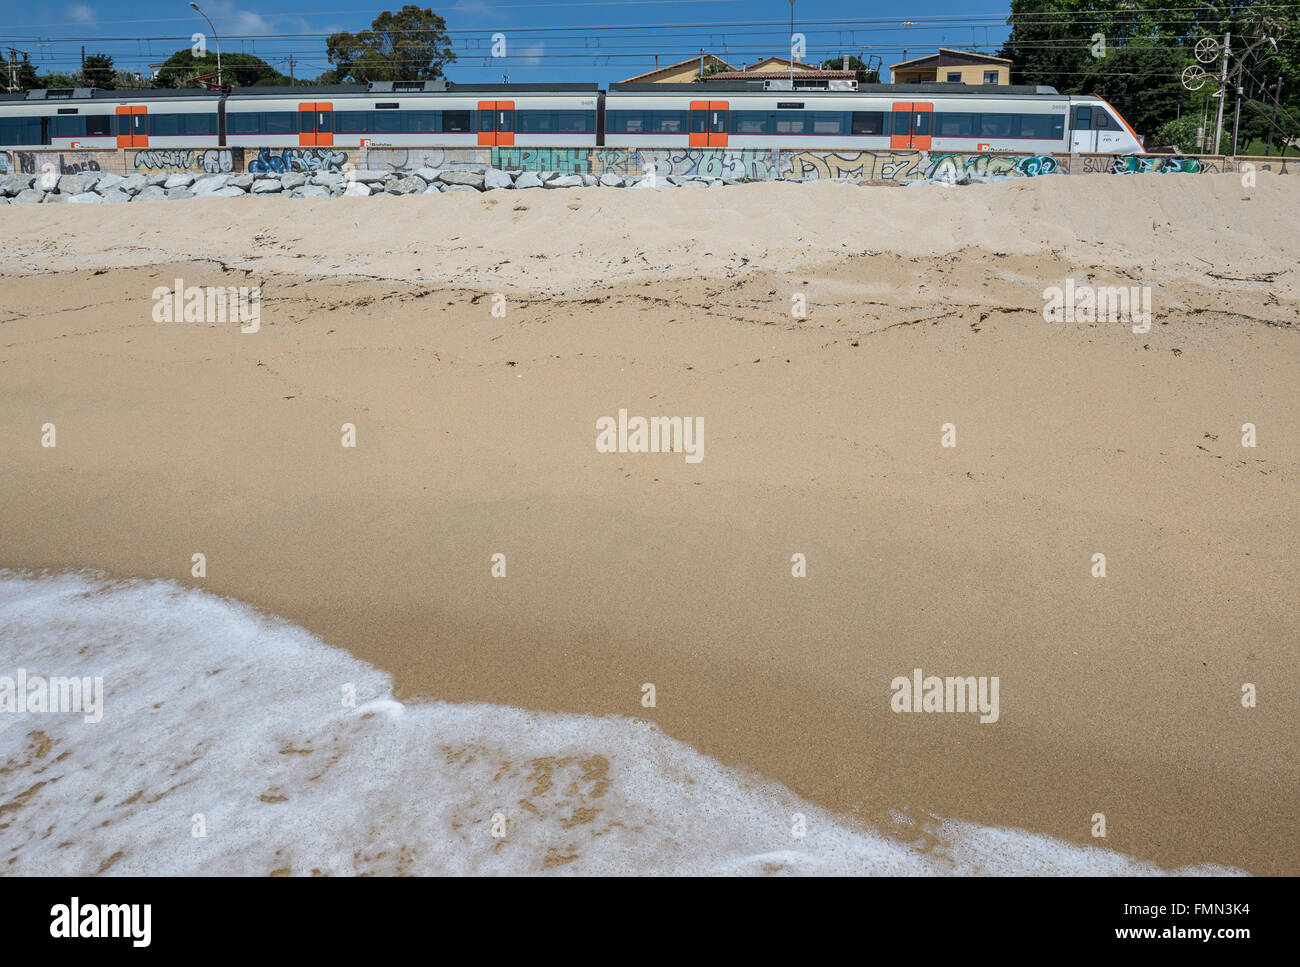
[{"x1": 188, "y1": 2, "x2": 221, "y2": 89}]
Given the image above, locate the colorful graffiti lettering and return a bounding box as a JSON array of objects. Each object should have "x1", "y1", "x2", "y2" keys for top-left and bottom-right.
[
  {"x1": 134, "y1": 148, "x2": 238, "y2": 173},
  {"x1": 248, "y1": 147, "x2": 348, "y2": 174},
  {"x1": 1109, "y1": 155, "x2": 1203, "y2": 174},
  {"x1": 927, "y1": 153, "x2": 1061, "y2": 183},
  {"x1": 493, "y1": 146, "x2": 592, "y2": 174},
  {"x1": 0, "y1": 151, "x2": 9, "y2": 175}
]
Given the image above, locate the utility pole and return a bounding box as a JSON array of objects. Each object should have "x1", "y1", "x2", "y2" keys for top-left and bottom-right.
[
  {"x1": 1265, "y1": 78, "x2": 1283, "y2": 156},
  {"x1": 5, "y1": 47, "x2": 24, "y2": 92},
  {"x1": 789, "y1": 0, "x2": 795, "y2": 87},
  {"x1": 289, "y1": 53, "x2": 294, "y2": 85},
  {"x1": 1232, "y1": 80, "x2": 1243, "y2": 156},
  {"x1": 80, "y1": 45, "x2": 85, "y2": 84},
  {"x1": 1213, "y1": 32, "x2": 1230, "y2": 156}
]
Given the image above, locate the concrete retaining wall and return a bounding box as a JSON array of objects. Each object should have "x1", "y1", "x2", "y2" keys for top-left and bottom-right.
[{"x1": 1, "y1": 145, "x2": 1290, "y2": 183}]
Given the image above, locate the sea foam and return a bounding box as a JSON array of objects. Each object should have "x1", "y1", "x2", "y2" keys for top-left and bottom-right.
[{"x1": 0, "y1": 572, "x2": 1243, "y2": 876}]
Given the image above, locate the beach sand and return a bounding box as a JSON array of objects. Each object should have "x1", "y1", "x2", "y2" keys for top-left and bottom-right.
[{"x1": 1, "y1": 175, "x2": 1296, "y2": 874}]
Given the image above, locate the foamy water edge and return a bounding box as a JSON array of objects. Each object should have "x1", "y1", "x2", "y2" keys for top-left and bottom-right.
[{"x1": 0, "y1": 571, "x2": 1245, "y2": 876}]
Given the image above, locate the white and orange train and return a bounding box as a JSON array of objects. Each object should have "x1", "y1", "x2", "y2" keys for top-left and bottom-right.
[{"x1": 0, "y1": 79, "x2": 1144, "y2": 155}]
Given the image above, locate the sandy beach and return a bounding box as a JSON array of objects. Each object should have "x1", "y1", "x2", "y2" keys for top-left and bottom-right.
[{"x1": 1, "y1": 175, "x2": 1296, "y2": 874}]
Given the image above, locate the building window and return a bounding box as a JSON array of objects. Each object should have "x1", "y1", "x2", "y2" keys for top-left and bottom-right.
[
  {"x1": 984, "y1": 71, "x2": 999, "y2": 84},
  {"x1": 947, "y1": 72, "x2": 962, "y2": 82}
]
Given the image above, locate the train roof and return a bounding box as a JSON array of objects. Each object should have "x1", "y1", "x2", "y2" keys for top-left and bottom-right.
[
  {"x1": 608, "y1": 81, "x2": 1061, "y2": 96},
  {"x1": 0, "y1": 79, "x2": 1082, "y2": 107},
  {"x1": 0, "y1": 81, "x2": 600, "y2": 104}
]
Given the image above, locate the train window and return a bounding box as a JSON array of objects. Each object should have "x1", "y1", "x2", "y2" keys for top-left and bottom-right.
[
  {"x1": 517, "y1": 111, "x2": 546, "y2": 133},
  {"x1": 979, "y1": 114, "x2": 1016, "y2": 138},
  {"x1": 851, "y1": 111, "x2": 884, "y2": 135},
  {"x1": 734, "y1": 112, "x2": 766, "y2": 134},
  {"x1": 892, "y1": 112, "x2": 911, "y2": 136},
  {"x1": 263, "y1": 113, "x2": 295, "y2": 135},
  {"x1": 522, "y1": 110, "x2": 592, "y2": 134},
  {"x1": 150, "y1": 115, "x2": 180, "y2": 136},
  {"x1": 913, "y1": 112, "x2": 931, "y2": 135},
  {"x1": 442, "y1": 110, "x2": 471, "y2": 133},
  {"x1": 3, "y1": 117, "x2": 45, "y2": 144},
  {"x1": 86, "y1": 114, "x2": 111, "y2": 136},
  {"x1": 810, "y1": 112, "x2": 846, "y2": 135},
  {"x1": 774, "y1": 113, "x2": 806, "y2": 134},
  {"x1": 935, "y1": 112, "x2": 976, "y2": 137},
  {"x1": 1073, "y1": 106, "x2": 1092, "y2": 129},
  {"x1": 227, "y1": 113, "x2": 258, "y2": 135},
  {"x1": 184, "y1": 113, "x2": 216, "y2": 135},
  {"x1": 0, "y1": 117, "x2": 38, "y2": 144},
  {"x1": 1020, "y1": 114, "x2": 1062, "y2": 139},
  {"x1": 51, "y1": 116, "x2": 83, "y2": 138},
  {"x1": 614, "y1": 111, "x2": 645, "y2": 133},
  {"x1": 654, "y1": 113, "x2": 684, "y2": 133},
  {"x1": 335, "y1": 111, "x2": 370, "y2": 133},
  {"x1": 405, "y1": 111, "x2": 439, "y2": 133},
  {"x1": 1093, "y1": 110, "x2": 1113, "y2": 130},
  {"x1": 690, "y1": 111, "x2": 707, "y2": 134}
]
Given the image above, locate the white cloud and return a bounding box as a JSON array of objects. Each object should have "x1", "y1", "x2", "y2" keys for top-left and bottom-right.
[
  {"x1": 68, "y1": 4, "x2": 96, "y2": 23},
  {"x1": 517, "y1": 41, "x2": 545, "y2": 67}
]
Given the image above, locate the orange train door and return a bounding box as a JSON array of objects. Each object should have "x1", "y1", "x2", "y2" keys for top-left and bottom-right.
[
  {"x1": 298, "y1": 102, "x2": 334, "y2": 147},
  {"x1": 115, "y1": 105, "x2": 147, "y2": 148},
  {"x1": 476, "y1": 101, "x2": 515, "y2": 146},
  {"x1": 688, "y1": 100, "x2": 729, "y2": 147},
  {"x1": 889, "y1": 102, "x2": 932, "y2": 150}
]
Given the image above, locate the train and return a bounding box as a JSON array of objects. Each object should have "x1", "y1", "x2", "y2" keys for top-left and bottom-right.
[{"x1": 0, "y1": 79, "x2": 1144, "y2": 156}]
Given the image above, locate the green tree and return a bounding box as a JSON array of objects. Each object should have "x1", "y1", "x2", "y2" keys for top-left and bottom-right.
[
  {"x1": 326, "y1": 6, "x2": 456, "y2": 83},
  {"x1": 152, "y1": 50, "x2": 286, "y2": 88},
  {"x1": 820, "y1": 55, "x2": 881, "y2": 83},
  {"x1": 1080, "y1": 43, "x2": 1187, "y2": 134},
  {"x1": 82, "y1": 53, "x2": 115, "y2": 89},
  {"x1": 999, "y1": 1, "x2": 1300, "y2": 148}
]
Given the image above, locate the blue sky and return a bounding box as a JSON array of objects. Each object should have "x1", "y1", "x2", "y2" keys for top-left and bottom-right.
[{"x1": 1, "y1": 1, "x2": 1016, "y2": 85}]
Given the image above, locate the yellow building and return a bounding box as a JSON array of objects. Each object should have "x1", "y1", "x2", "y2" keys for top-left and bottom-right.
[
  {"x1": 889, "y1": 49, "x2": 1012, "y2": 86},
  {"x1": 619, "y1": 55, "x2": 853, "y2": 87},
  {"x1": 701, "y1": 57, "x2": 855, "y2": 86},
  {"x1": 620, "y1": 55, "x2": 734, "y2": 84}
]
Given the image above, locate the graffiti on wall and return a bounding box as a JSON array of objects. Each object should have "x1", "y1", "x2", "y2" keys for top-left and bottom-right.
[
  {"x1": 493, "y1": 146, "x2": 593, "y2": 173},
  {"x1": 1109, "y1": 155, "x2": 1202, "y2": 174},
  {"x1": 133, "y1": 148, "x2": 241, "y2": 174},
  {"x1": 367, "y1": 147, "x2": 488, "y2": 171},
  {"x1": 247, "y1": 147, "x2": 347, "y2": 174},
  {"x1": 528, "y1": 148, "x2": 1071, "y2": 183},
  {"x1": 1078, "y1": 154, "x2": 1229, "y2": 175},
  {"x1": 927, "y1": 152, "x2": 1061, "y2": 182},
  {"x1": 16, "y1": 150, "x2": 104, "y2": 175},
  {"x1": 0, "y1": 143, "x2": 1260, "y2": 186}
]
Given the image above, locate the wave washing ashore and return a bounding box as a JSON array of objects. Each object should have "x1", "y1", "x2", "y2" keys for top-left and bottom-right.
[{"x1": 0, "y1": 571, "x2": 1243, "y2": 876}]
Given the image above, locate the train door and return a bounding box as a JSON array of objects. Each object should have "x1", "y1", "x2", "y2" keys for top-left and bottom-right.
[
  {"x1": 298, "y1": 102, "x2": 334, "y2": 146},
  {"x1": 1070, "y1": 105, "x2": 1098, "y2": 153},
  {"x1": 476, "y1": 101, "x2": 515, "y2": 146},
  {"x1": 688, "y1": 100, "x2": 729, "y2": 147},
  {"x1": 115, "y1": 105, "x2": 148, "y2": 148},
  {"x1": 889, "y1": 102, "x2": 932, "y2": 150}
]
